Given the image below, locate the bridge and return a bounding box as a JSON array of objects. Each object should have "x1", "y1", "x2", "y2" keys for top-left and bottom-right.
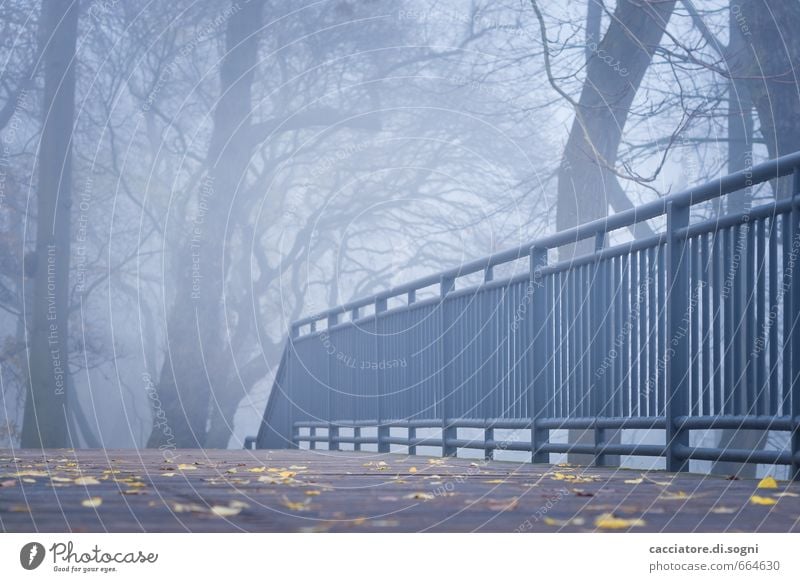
[
  {"x1": 3, "y1": 153, "x2": 800, "y2": 532},
  {"x1": 255, "y1": 152, "x2": 800, "y2": 479}
]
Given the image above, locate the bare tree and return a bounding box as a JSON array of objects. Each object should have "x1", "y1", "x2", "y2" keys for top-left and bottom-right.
[{"x1": 21, "y1": 0, "x2": 79, "y2": 448}]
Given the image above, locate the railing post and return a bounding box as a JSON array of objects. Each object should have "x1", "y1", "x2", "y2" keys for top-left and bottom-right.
[
  {"x1": 530, "y1": 246, "x2": 549, "y2": 463},
  {"x1": 376, "y1": 297, "x2": 389, "y2": 453},
  {"x1": 791, "y1": 167, "x2": 800, "y2": 480},
  {"x1": 407, "y1": 290, "x2": 417, "y2": 455},
  {"x1": 591, "y1": 232, "x2": 609, "y2": 466},
  {"x1": 483, "y1": 266, "x2": 494, "y2": 460},
  {"x1": 441, "y1": 275, "x2": 457, "y2": 457},
  {"x1": 666, "y1": 201, "x2": 691, "y2": 472},
  {"x1": 327, "y1": 313, "x2": 339, "y2": 451}
]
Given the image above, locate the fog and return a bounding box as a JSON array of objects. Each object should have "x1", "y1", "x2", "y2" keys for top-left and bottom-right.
[{"x1": 0, "y1": 0, "x2": 796, "y2": 481}]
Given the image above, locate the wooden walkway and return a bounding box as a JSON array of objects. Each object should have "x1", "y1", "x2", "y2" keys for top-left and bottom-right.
[{"x1": 1, "y1": 449, "x2": 798, "y2": 532}]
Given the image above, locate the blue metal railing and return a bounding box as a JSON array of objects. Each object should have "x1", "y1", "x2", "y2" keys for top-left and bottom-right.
[{"x1": 254, "y1": 152, "x2": 800, "y2": 478}]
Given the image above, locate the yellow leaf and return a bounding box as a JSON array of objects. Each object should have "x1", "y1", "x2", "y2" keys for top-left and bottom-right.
[
  {"x1": 161, "y1": 472, "x2": 176, "y2": 477},
  {"x1": 750, "y1": 495, "x2": 777, "y2": 506},
  {"x1": 226, "y1": 468, "x2": 238, "y2": 474},
  {"x1": 757, "y1": 476, "x2": 778, "y2": 489},
  {"x1": 282, "y1": 496, "x2": 310, "y2": 511},
  {"x1": 544, "y1": 516, "x2": 585, "y2": 526},
  {"x1": 305, "y1": 490, "x2": 321, "y2": 496},
  {"x1": 177, "y1": 464, "x2": 196, "y2": 471},
  {"x1": 11, "y1": 470, "x2": 48, "y2": 477},
  {"x1": 409, "y1": 467, "x2": 418, "y2": 473},
  {"x1": 624, "y1": 478, "x2": 644, "y2": 485},
  {"x1": 172, "y1": 502, "x2": 206, "y2": 513},
  {"x1": 247, "y1": 467, "x2": 267, "y2": 473},
  {"x1": 81, "y1": 497, "x2": 102, "y2": 508},
  {"x1": 278, "y1": 471, "x2": 296, "y2": 479},
  {"x1": 211, "y1": 505, "x2": 242, "y2": 517},
  {"x1": 711, "y1": 506, "x2": 736, "y2": 514},
  {"x1": 659, "y1": 491, "x2": 691, "y2": 500},
  {"x1": 594, "y1": 513, "x2": 645, "y2": 529}
]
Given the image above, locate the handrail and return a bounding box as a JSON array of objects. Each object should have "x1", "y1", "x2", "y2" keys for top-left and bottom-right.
[{"x1": 292, "y1": 150, "x2": 800, "y2": 330}]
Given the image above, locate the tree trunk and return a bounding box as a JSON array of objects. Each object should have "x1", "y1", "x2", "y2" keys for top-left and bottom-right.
[
  {"x1": 147, "y1": 0, "x2": 264, "y2": 449},
  {"x1": 21, "y1": 0, "x2": 79, "y2": 448},
  {"x1": 561, "y1": 0, "x2": 676, "y2": 464},
  {"x1": 736, "y1": 1, "x2": 800, "y2": 198}
]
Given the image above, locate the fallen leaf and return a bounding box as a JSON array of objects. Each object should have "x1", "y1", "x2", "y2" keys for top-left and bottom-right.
[
  {"x1": 594, "y1": 513, "x2": 645, "y2": 529},
  {"x1": 278, "y1": 471, "x2": 296, "y2": 479},
  {"x1": 50, "y1": 476, "x2": 73, "y2": 483},
  {"x1": 211, "y1": 505, "x2": 242, "y2": 517},
  {"x1": 757, "y1": 476, "x2": 778, "y2": 489},
  {"x1": 659, "y1": 491, "x2": 691, "y2": 500},
  {"x1": 487, "y1": 497, "x2": 519, "y2": 511},
  {"x1": 81, "y1": 497, "x2": 102, "y2": 508},
  {"x1": 409, "y1": 467, "x2": 418, "y2": 473},
  {"x1": 177, "y1": 464, "x2": 197, "y2": 471},
  {"x1": 305, "y1": 490, "x2": 321, "y2": 496},
  {"x1": 710, "y1": 506, "x2": 736, "y2": 514},
  {"x1": 774, "y1": 492, "x2": 799, "y2": 498},
  {"x1": 749, "y1": 495, "x2": 777, "y2": 506},
  {"x1": 21, "y1": 478, "x2": 36, "y2": 484},
  {"x1": 161, "y1": 472, "x2": 176, "y2": 477},
  {"x1": 226, "y1": 468, "x2": 238, "y2": 474},
  {"x1": 484, "y1": 479, "x2": 505, "y2": 484},
  {"x1": 172, "y1": 502, "x2": 207, "y2": 513},
  {"x1": 0, "y1": 479, "x2": 17, "y2": 487},
  {"x1": 282, "y1": 496, "x2": 310, "y2": 511},
  {"x1": 624, "y1": 478, "x2": 644, "y2": 485},
  {"x1": 403, "y1": 492, "x2": 434, "y2": 501},
  {"x1": 288, "y1": 465, "x2": 307, "y2": 470},
  {"x1": 247, "y1": 467, "x2": 267, "y2": 473},
  {"x1": 544, "y1": 516, "x2": 585, "y2": 526},
  {"x1": 73, "y1": 476, "x2": 101, "y2": 486}
]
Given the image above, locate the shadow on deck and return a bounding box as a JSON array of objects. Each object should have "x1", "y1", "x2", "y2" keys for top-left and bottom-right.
[{"x1": 1, "y1": 449, "x2": 798, "y2": 532}]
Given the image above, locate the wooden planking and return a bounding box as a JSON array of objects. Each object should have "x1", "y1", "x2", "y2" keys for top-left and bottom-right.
[{"x1": 1, "y1": 449, "x2": 798, "y2": 533}]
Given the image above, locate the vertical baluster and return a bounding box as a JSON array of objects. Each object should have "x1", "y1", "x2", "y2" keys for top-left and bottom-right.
[
  {"x1": 733, "y1": 222, "x2": 746, "y2": 414},
  {"x1": 658, "y1": 244, "x2": 666, "y2": 416},
  {"x1": 630, "y1": 251, "x2": 640, "y2": 418},
  {"x1": 666, "y1": 201, "x2": 691, "y2": 472},
  {"x1": 690, "y1": 237, "x2": 700, "y2": 416},
  {"x1": 790, "y1": 168, "x2": 800, "y2": 480},
  {"x1": 783, "y1": 213, "x2": 792, "y2": 420},
  {"x1": 745, "y1": 218, "x2": 757, "y2": 415},
  {"x1": 621, "y1": 254, "x2": 630, "y2": 418},
  {"x1": 639, "y1": 248, "x2": 648, "y2": 417},
  {"x1": 407, "y1": 291, "x2": 417, "y2": 455},
  {"x1": 648, "y1": 246, "x2": 658, "y2": 417},
  {"x1": 556, "y1": 271, "x2": 565, "y2": 419},
  {"x1": 327, "y1": 313, "x2": 339, "y2": 451},
  {"x1": 530, "y1": 246, "x2": 549, "y2": 463},
  {"x1": 376, "y1": 297, "x2": 389, "y2": 453},
  {"x1": 768, "y1": 215, "x2": 779, "y2": 417},
  {"x1": 754, "y1": 219, "x2": 766, "y2": 415},
  {"x1": 440, "y1": 276, "x2": 456, "y2": 457},
  {"x1": 700, "y1": 234, "x2": 711, "y2": 416},
  {"x1": 591, "y1": 232, "x2": 608, "y2": 465},
  {"x1": 724, "y1": 227, "x2": 734, "y2": 415},
  {"x1": 712, "y1": 231, "x2": 722, "y2": 415}
]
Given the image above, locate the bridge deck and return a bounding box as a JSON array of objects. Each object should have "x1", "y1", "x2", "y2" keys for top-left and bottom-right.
[{"x1": 1, "y1": 449, "x2": 798, "y2": 532}]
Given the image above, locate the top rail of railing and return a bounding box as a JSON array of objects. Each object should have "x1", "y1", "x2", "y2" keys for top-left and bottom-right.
[{"x1": 291, "y1": 150, "x2": 800, "y2": 331}]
